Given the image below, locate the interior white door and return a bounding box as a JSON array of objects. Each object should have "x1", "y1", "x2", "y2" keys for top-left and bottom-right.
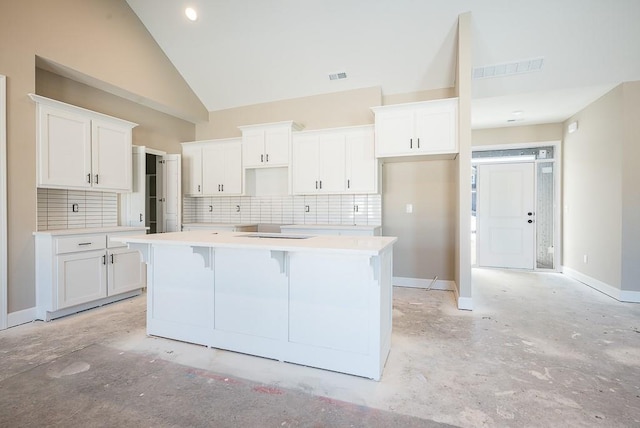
[
  {"x1": 161, "y1": 154, "x2": 181, "y2": 232},
  {"x1": 477, "y1": 162, "x2": 535, "y2": 269}
]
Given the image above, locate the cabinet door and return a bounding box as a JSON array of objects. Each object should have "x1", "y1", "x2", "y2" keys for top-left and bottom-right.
[
  {"x1": 263, "y1": 127, "x2": 289, "y2": 166},
  {"x1": 374, "y1": 109, "x2": 414, "y2": 157},
  {"x1": 414, "y1": 102, "x2": 457, "y2": 153},
  {"x1": 202, "y1": 143, "x2": 242, "y2": 195},
  {"x1": 318, "y1": 133, "x2": 345, "y2": 193},
  {"x1": 181, "y1": 145, "x2": 202, "y2": 195},
  {"x1": 222, "y1": 143, "x2": 242, "y2": 194},
  {"x1": 38, "y1": 105, "x2": 92, "y2": 189},
  {"x1": 107, "y1": 248, "x2": 144, "y2": 296},
  {"x1": 202, "y1": 145, "x2": 223, "y2": 194},
  {"x1": 91, "y1": 119, "x2": 132, "y2": 192},
  {"x1": 345, "y1": 129, "x2": 376, "y2": 193},
  {"x1": 292, "y1": 134, "x2": 320, "y2": 194},
  {"x1": 242, "y1": 130, "x2": 265, "y2": 167},
  {"x1": 56, "y1": 250, "x2": 107, "y2": 309}
]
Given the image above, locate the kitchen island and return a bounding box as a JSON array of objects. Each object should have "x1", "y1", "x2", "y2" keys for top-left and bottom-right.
[{"x1": 115, "y1": 230, "x2": 397, "y2": 380}]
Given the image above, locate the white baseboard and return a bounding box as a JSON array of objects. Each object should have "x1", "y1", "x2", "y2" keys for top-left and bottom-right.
[
  {"x1": 393, "y1": 276, "x2": 474, "y2": 310},
  {"x1": 562, "y1": 266, "x2": 640, "y2": 303},
  {"x1": 457, "y1": 296, "x2": 474, "y2": 311},
  {"x1": 8, "y1": 307, "x2": 36, "y2": 328},
  {"x1": 392, "y1": 276, "x2": 455, "y2": 291}
]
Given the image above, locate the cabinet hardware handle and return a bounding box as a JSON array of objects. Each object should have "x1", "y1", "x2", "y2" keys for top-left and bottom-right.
[
  {"x1": 315, "y1": 181, "x2": 318, "y2": 189},
  {"x1": 266, "y1": 154, "x2": 269, "y2": 162},
  {"x1": 236, "y1": 205, "x2": 240, "y2": 213},
  {"x1": 528, "y1": 219, "x2": 534, "y2": 224},
  {"x1": 139, "y1": 213, "x2": 143, "y2": 222},
  {"x1": 197, "y1": 184, "x2": 201, "y2": 192},
  {"x1": 417, "y1": 138, "x2": 420, "y2": 148},
  {"x1": 87, "y1": 173, "x2": 91, "y2": 183},
  {"x1": 305, "y1": 205, "x2": 310, "y2": 213},
  {"x1": 354, "y1": 205, "x2": 359, "y2": 212},
  {"x1": 261, "y1": 154, "x2": 264, "y2": 163},
  {"x1": 209, "y1": 205, "x2": 213, "y2": 213},
  {"x1": 319, "y1": 180, "x2": 322, "y2": 189},
  {"x1": 221, "y1": 184, "x2": 224, "y2": 192},
  {"x1": 110, "y1": 254, "x2": 114, "y2": 264},
  {"x1": 347, "y1": 179, "x2": 350, "y2": 189},
  {"x1": 102, "y1": 255, "x2": 106, "y2": 265},
  {"x1": 95, "y1": 174, "x2": 99, "y2": 184},
  {"x1": 78, "y1": 242, "x2": 92, "y2": 246},
  {"x1": 410, "y1": 138, "x2": 413, "y2": 149}
]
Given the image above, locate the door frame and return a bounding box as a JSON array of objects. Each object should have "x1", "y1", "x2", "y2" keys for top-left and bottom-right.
[
  {"x1": 472, "y1": 141, "x2": 562, "y2": 271},
  {"x1": 1, "y1": 75, "x2": 7, "y2": 330}
]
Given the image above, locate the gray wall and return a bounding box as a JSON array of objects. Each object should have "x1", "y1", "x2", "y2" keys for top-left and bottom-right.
[
  {"x1": 0, "y1": 0, "x2": 204, "y2": 313},
  {"x1": 621, "y1": 82, "x2": 640, "y2": 292},
  {"x1": 382, "y1": 160, "x2": 456, "y2": 280},
  {"x1": 563, "y1": 84, "x2": 630, "y2": 290}
]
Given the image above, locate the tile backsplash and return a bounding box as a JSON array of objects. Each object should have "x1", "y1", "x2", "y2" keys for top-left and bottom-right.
[
  {"x1": 37, "y1": 188, "x2": 118, "y2": 231},
  {"x1": 183, "y1": 194, "x2": 381, "y2": 226}
]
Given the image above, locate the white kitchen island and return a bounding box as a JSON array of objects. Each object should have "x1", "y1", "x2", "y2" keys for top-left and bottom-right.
[{"x1": 115, "y1": 230, "x2": 397, "y2": 380}]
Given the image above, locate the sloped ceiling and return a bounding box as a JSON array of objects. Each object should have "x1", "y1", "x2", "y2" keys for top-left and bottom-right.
[{"x1": 126, "y1": 0, "x2": 640, "y2": 129}]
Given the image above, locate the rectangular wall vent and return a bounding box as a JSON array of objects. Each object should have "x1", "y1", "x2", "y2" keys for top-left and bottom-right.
[
  {"x1": 328, "y1": 71, "x2": 347, "y2": 81},
  {"x1": 473, "y1": 57, "x2": 544, "y2": 79}
]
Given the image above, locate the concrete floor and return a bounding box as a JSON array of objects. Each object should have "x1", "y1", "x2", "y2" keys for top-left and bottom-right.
[{"x1": 1, "y1": 268, "x2": 639, "y2": 427}]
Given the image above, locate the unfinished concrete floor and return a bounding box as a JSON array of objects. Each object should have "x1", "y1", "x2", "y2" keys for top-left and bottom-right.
[{"x1": 1, "y1": 268, "x2": 639, "y2": 427}]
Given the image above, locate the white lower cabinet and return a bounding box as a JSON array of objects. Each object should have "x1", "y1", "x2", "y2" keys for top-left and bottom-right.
[
  {"x1": 35, "y1": 228, "x2": 146, "y2": 321},
  {"x1": 56, "y1": 249, "x2": 107, "y2": 310}
]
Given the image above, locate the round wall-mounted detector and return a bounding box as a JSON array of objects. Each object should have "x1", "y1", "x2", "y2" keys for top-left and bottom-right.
[{"x1": 185, "y1": 7, "x2": 198, "y2": 21}]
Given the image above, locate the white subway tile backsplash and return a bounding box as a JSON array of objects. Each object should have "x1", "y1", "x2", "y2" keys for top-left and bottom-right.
[
  {"x1": 182, "y1": 192, "x2": 382, "y2": 227},
  {"x1": 37, "y1": 188, "x2": 118, "y2": 231}
]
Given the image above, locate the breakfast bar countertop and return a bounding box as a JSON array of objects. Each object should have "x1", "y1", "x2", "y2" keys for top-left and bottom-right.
[{"x1": 113, "y1": 230, "x2": 396, "y2": 256}]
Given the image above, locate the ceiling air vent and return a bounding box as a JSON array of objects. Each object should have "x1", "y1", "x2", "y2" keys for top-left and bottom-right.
[
  {"x1": 328, "y1": 71, "x2": 347, "y2": 81},
  {"x1": 473, "y1": 57, "x2": 544, "y2": 79}
]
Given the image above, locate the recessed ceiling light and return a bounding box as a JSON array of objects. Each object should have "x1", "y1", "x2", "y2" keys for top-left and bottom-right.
[{"x1": 185, "y1": 7, "x2": 198, "y2": 21}]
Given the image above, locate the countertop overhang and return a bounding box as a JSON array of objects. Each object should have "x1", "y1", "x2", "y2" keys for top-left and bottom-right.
[{"x1": 113, "y1": 230, "x2": 396, "y2": 255}]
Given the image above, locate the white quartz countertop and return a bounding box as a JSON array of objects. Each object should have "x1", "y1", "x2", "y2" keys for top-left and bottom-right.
[
  {"x1": 33, "y1": 226, "x2": 148, "y2": 236},
  {"x1": 182, "y1": 223, "x2": 259, "y2": 227},
  {"x1": 280, "y1": 224, "x2": 381, "y2": 231},
  {"x1": 113, "y1": 230, "x2": 396, "y2": 255}
]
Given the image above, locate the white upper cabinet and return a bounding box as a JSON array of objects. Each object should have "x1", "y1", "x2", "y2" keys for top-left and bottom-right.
[
  {"x1": 372, "y1": 98, "x2": 458, "y2": 159},
  {"x1": 181, "y1": 138, "x2": 242, "y2": 197},
  {"x1": 345, "y1": 126, "x2": 376, "y2": 193},
  {"x1": 30, "y1": 94, "x2": 137, "y2": 192},
  {"x1": 239, "y1": 121, "x2": 303, "y2": 168},
  {"x1": 292, "y1": 125, "x2": 377, "y2": 195}
]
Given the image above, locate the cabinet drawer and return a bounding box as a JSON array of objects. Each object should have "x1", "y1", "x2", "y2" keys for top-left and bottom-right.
[{"x1": 56, "y1": 235, "x2": 106, "y2": 254}]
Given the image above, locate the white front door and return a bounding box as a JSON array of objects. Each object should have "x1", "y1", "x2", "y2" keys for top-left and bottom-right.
[{"x1": 477, "y1": 162, "x2": 535, "y2": 269}]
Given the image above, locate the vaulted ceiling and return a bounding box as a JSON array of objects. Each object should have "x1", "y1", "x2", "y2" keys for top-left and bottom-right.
[{"x1": 126, "y1": 0, "x2": 640, "y2": 129}]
